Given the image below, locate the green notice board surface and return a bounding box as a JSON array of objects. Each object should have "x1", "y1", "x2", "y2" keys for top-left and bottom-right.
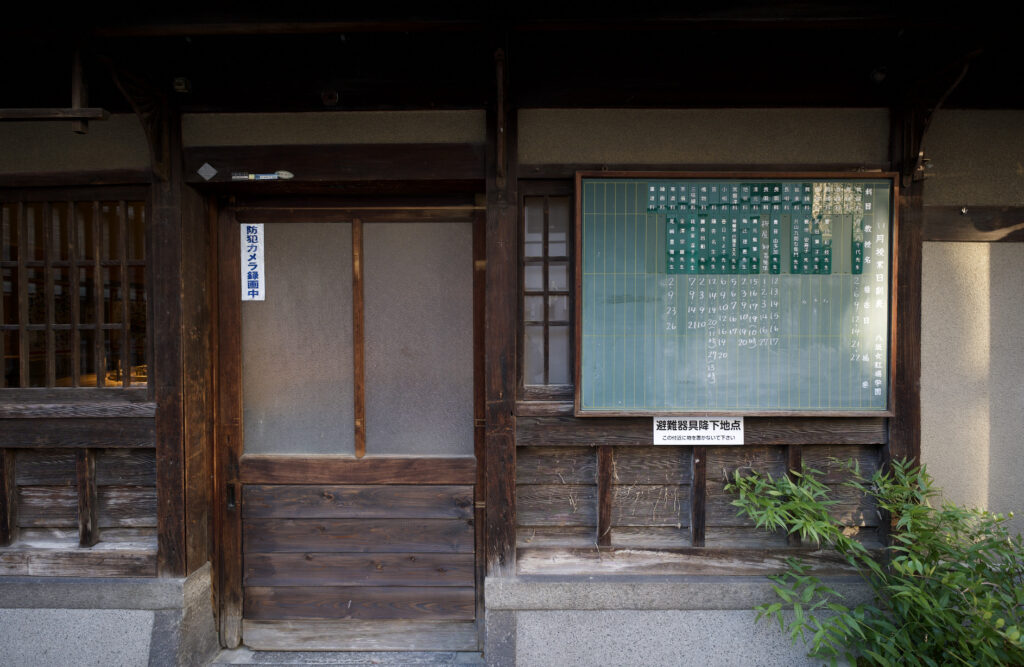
[{"x1": 576, "y1": 175, "x2": 895, "y2": 415}]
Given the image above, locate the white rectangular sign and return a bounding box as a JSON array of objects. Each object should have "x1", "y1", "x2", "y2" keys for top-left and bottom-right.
[
  {"x1": 653, "y1": 417, "x2": 744, "y2": 445},
  {"x1": 241, "y1": 223, "x2": 265, "y2": 301}
]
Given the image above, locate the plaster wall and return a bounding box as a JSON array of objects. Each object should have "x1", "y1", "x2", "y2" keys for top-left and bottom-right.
[
  {"x1": 518, "y1": 108, "x2": 889, "y2": 166},
  {"x1": 921, "y1": 109, "x2": 1024, "y2": 518},
  {"x1": 182, "y1": 110, "x2": 486, "y2": 146},
  {"x1": 0, "y1": 115, "x2": 149, "y2": 174}
]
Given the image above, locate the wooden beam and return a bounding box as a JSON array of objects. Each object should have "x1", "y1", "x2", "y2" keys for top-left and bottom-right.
[
  {"x1": 888, "y1": 179, "x2": 922, "y2": 463},
  {"x1": 0, "y1": 108, "x2": 109, "y2": 121},
  {"x1": 184, "y1": 144, "x2": 485, "y2": 186},
  {"x1": 239, "y1": 455, "x2": 477, "y2": 485},
  {"x1": 0, "y1": 171, "x2": 151, "y2": 189},
  {"x1": 517, "y1": 416, "x2": 889, "y2": 446},
  {"x1": 484, "y1": 47, "x2": 518, "y2": 577},
  {"x1": 0, "y1": 450, "x2": 16, "y2": 546},
  {"x1": 922, "y1": 205, "x2": 1024, "y2": 242},
  {"x1": 76, "y1": 449, "x2": 99, "y2": 547},
  {"x1": 0, "y1": 418, "x2": 155, "y2": 448}
]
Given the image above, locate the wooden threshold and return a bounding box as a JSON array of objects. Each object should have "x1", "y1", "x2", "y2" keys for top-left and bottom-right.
[
  {"x1": 241, "y1": 619, "x2": 478, "y2": 651},
  {"x1": 239, "y1": 455, "x2": 477, "y2": 485}
]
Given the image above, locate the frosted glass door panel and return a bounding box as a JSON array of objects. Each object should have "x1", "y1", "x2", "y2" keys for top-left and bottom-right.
[
  {"x1": 242, "y1": 223, "x2": 355, "y2": 454},
  {"x1": 363, "y1": 222, "x2": 474, "y2": 455}
]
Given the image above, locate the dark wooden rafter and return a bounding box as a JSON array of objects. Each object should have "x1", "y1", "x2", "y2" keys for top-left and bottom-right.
[
  {"x1": 0, "y1": 49, "x2": 108, "y2": 130},
  {"x1": 484, "y1": 46, "x2": 518, "y2": 577}
]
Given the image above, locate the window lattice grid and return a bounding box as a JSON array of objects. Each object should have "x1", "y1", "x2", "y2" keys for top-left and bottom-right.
[{"x1": 1, "y1": 197, "x2": 147, "y2": 388}]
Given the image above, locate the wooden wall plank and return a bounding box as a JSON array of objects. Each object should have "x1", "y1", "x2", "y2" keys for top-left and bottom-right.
[
  {"x1": 240, "y1": 455, "x2": 477, "y2": 485},
  {"x1": 14, "y1": 450, "x2": 77, "y2": 485},
  {"x1": 0, "y1": 548, "x2": 156, "y2": 577},
  {"x1": 242, "y1": 485, "x2": 474, "y2": 520},
  {"x1": 517, "y1": 416, "x2": 888, "y2": 446},
  {"x1": 611, "y1": 485, "x2": 690, "y2": 528},
  {"x1": 243, "y1": 519, "x2": 474, "y2": 554},
  {"x1": 242, "y1": 619, "x2": 478, "y2": 651},
  {"x1": 611, "y1": 526, "x2": 692, "y2": 549},
  {"x1": 612, "y1": 446, "x2": 692, "y2": 485},
  {"x1": 516, "y1": 447, "x2": 595, "y2": 485},
  {"x1": 516, "y1": 547, "x2": 858, "y2": 577},
  {"x1": 244, "y1": 553, "x2": 475, "y2": 587},
  {"x1": 801, "y1": 445, "x2": 880, "y2": 483},
  {"x1": 95, "y1": 449, "x2": 157, "y2": 486},
  {"x1": 0, "y1": 419, "x2": 156, "y2": 448},
  {"x1": 76, "y1": 449, "x2": 99, "y2": 546},
  {"x1": 516, "y1": 485, "x2": 597, "y2": 527},
  {"x1": 17, "y1": 486, "x2": 78, "y2": 527},
  {"x1": 0, "y1": 450, "x2": 16, "y2": 545},
  {"x1": 98, "y1": 486, "x2": 158, "y2": 528},
  {"x1": 516, "y1": 526, "x2": 595, "y2": 549},
  {"x1": 243, "y1": 586, "x2": 475, "y2": 621}
]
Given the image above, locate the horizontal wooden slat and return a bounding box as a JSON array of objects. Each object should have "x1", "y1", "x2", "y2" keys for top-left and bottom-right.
[
  {"x1": 705, "y1": 527, "x2": 788, "y2": 549},
  {"x1": 243, "y1": 519, "x2": 474, "y2": 554},
  {"x1": 95, "y1": 450, "x2": 157, "y2": 486},
  {"x1": 241, "y1": 619, "x2": 477, "y2": 651},
  {"x1": 244, "y1": 586, "x2": 475, "y2": 620},
  {"x1": 516, "y1": 485, "x2": 597, "y2": 527},
  {"x1": 705, "y1": 485, "x2": 877, "y2": 528},
  {"x1": 801, "y1": 445, "x2": 880, "y2": 483},
  {"x1": 0, "y1": 419, "x2": 156, "y2": 448},
  {"x1": 516, "y1": 447, "x2": 596, "y2": 485},
  {"x1": 234, "y1": 207, "x2": 480, "y2": 224},
  {"x1": 15, "y1": 450, "x2": 76, "y2": 485},
  {"x1": 0, "y1": 404, "x2": 156, "y2": 419},
  {"x1": 242, "y1": 485, "x2": 473, "y2": 520},
  {"x1": 240, "y1": 456, "x2": 476, "y2": 485},
  {"x1": 610, "y1": 526, "x2": 692, "y2": 549},
  {"x1": 0, "y1": 108, "x2": 109, "y2": 121},
  {"x1": 514, "y1": 401, "x2": 574, "y2": 416},
  {"x1": 612, "y1": 447, "x2": 692, "y2": 485},
  {"x1": 244, "y1": 553, "x2": 475, "y2": 587},
  {"x1": 516, "y1": 547, "x2": 858, "y2": 576},
  {"x1": 517, "y1": 417, "x2": 888, "y2": 446},
  {"x1": 610, "y1": 485, "x2": 690, "y2": 527},
  {"x1": 516, "y1": 526, "x2": 596, "y2": 549},
  {"x1": 0, "y1": 548, "x2": 156, "y2": 577},
  {"x1": 705, "y1": 446, "x2": 788, "y2": 485}
]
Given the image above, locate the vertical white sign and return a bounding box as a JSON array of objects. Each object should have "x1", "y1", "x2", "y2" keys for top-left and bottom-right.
[{"x1": 241, "y1": 223, "x2": 265, "y2": 301}]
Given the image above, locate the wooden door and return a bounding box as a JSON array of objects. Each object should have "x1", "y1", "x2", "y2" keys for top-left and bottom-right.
[{"x1": 216, "y1": 208, "x2": 483, "y2": 651}]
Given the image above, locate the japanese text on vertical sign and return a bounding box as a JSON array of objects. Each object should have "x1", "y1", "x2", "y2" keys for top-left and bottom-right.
[{"x1": 241, "y1": 223, "x2": 266, "y2": 301}]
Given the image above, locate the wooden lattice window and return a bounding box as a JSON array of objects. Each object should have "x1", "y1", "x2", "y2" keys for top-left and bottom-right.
[
  {"x1": 1, "y1": 190, "x2": 148, "y2": 388},
  {"x1": 519, "y1": 185, "x2": 573, "y2": 401}
]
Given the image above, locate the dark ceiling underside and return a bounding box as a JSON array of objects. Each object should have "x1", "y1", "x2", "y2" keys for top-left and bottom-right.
[{"x1": 1, "y1": 6, "x2": 1019, "y2": 112}]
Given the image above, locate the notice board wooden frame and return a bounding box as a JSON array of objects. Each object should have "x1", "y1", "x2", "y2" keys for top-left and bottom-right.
[{"x1": 573, "y1": 171, "x2": 899, "y2": 417}]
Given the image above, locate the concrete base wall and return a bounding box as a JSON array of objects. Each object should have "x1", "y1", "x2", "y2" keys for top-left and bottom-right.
[
  {"x1": 0, "y1": 562, "x2": 218, "y2": 667},
  {"x1": 485, "y1": 576, "x2": 869, "y2": 666}
]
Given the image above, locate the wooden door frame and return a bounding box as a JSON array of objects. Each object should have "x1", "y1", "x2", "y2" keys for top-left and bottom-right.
[{"x1": 213, "y1": 203, "x2": 486, "y2": 648}]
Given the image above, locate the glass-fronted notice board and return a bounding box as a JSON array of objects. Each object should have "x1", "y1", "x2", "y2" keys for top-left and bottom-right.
[{"x1": 575, "y1": 173, "x2": 897, "y2": 416}]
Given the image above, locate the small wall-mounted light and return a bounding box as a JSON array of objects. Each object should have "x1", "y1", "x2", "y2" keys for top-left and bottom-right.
[{"x1": 230, "y1": 170, "x2": 294, "y2": 181}]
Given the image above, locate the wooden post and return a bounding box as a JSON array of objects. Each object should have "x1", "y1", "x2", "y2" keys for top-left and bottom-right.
[
  {"x1": 484, "y1": 47, "x2": 518, "y2": 577},
  {"x1": 352, "y1": 218, "x2": 366, "y2": 458},
  {"x1": 77, "y1": 448, "x2": 99, "y2": 546},
  {"x1": 0, "y1": 449, "x2": 17, "y2": 546}
]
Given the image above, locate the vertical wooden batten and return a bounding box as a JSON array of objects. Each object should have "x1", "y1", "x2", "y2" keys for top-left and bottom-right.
[
  {"x1": 0, "y1": 449, "x2": 16, "y2": 546},
  {"x1": 352, "y1": 218, "x2": 367, "y2": 459},
  {"x1": 690, "y1": 446, "x2": 706, "y2": 547},
  {"x1": 596, "y1": 446, "x2": 613, "y2": 547},
  {"x1": 76, "y1": 448, "x2": 99, "y2": 546},
  {"x1": 484, "y1": 47, "x2": 518, "y2": 577}
]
